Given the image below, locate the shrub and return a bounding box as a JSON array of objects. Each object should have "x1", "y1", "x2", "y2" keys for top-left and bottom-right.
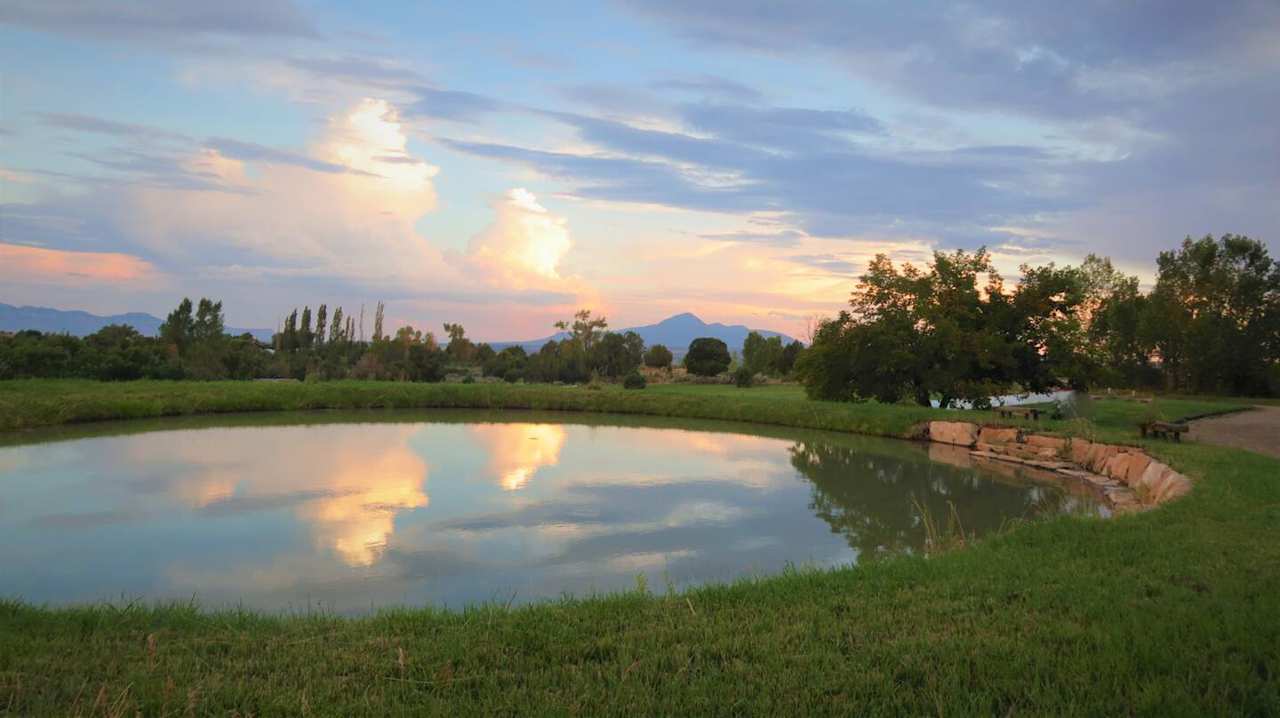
[
  {"x1": 733, "y1": 366, "x2": 754, "y2": 388},
  {"x1": 623, "y1": 372, "x2": 647, "y2": 390},
  {"x1": 684, "y1": 337, "x2": 731, "y2": 377},
  {"x1": 643, "y1": 344, "x2": 673, "y2": 369}
]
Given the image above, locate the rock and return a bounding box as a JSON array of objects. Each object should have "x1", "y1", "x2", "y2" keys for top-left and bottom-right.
[
  {"x1": 1154, "y1": 469, "x2": 1192, "y2": 503},
  {"x1": 1025, "y1": 435, "x2": 1068, "y2": 454},
  {"x1": 928, "y1": 421, "x2": 979, "y2": 447},
  {"x1": 1101, "y1": 452, "x2": 1131, "y2": 480},
  {"x1": 1086, "y1": 444, "x2": 1119, "y2": 474},
  {"x1": 1136, "y1": 460, "x2": 1169, "y2": 496},
  {"x1": 1067, "y1": 438, "x2": 1093, "y2": 465},
  {"x1": 979, "y1": 426, "x2": 1020, "y2": 446},
  {"x1": 1122, "y1": 453, "x2": 1153, "y2": 486}
]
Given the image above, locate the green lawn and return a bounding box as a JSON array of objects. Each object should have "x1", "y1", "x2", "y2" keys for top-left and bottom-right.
[{"x1": 1, "y1": 380, "x2": 1277, "y2": 715}]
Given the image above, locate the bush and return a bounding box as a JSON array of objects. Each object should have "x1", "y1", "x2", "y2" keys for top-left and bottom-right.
[
  {"x1": 733, "y1": 366, "x2": 754, "y2": 388},
  {"x1": 623, "y1": 372, "x2": 647, "y2": 390},
  {"x1": 684, "y1": 337, "x2": 731, "y2": 377},
  {"x1": 643, "y1": 344, "x2": 673, "y2": 369}
]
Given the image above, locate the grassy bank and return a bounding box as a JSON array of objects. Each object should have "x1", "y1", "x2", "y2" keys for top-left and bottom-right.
[{"x1": 1, "y1": 380, "x2": 1277, "y2": 715}]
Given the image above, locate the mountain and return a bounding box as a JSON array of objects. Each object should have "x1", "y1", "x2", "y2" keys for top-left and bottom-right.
[
  {"x1": 491, "y1": 312, "x2": 796, "y2": 356},
  {"x1": 0, "y1": 303, "x2": 275, "y2": 342}
]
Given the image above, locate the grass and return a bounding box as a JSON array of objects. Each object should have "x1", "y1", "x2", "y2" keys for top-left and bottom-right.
[{"x1": 1, "y1": 380, "x2": 1278, "y2": 715}]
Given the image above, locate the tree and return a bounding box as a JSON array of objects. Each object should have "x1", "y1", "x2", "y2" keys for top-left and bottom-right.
[
  {"x1": 159, "y1": 298, "x2": 194, "y2": 356},
  {"x1": 442, "y1": 322, "x2": 476, "y2": 363},
  {"x1": 591, "y1": 331, "x2": 643, "y2": 378},
  {"x1": 555, "y1": 310, "x2": 608, "y2": 352},
  {"x1": 372, "y1": 302, "x2": 385, "y2": 343},
  {"x1": 300, "y1": 306, "x2": 313, "y2": 349},
  {"x1": 742, "y1": 331, "x2": 784, "y2": 375},
  {"x1": 483, "y1": 346, "x2": 527, "y2": 380},
  {"x1": 643, "y1": 343, "x2": 673, "y2": 369},
  {"x1": 798, "y1": 249, "x2": 1095, "y2": 406},
  {"x1": 1141, "y1": 234, "x2": 1280, "y2": 394},
  {"x1": 777, "y1": 340, "x2": 804, "y2": 376},
  {"x1": 315, "y1": 304, "x2": 327, "y2": 346},
  {"x1": 684, "y1": 337, "x2": 731, "y2": 376},
  {"x1": 329, "y1": 306, "x2": 344, "y2": 344}
]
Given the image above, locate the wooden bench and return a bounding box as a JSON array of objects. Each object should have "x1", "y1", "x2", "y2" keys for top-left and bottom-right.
[
  {"x1": 994, "y1": 406, "x2": 1041, "y2": 421},
  {"x1": 1139, "y1": 420, "x2": 1189, "y2": 441}
]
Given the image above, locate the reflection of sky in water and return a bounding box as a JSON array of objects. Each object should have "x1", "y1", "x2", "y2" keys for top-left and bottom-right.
[{"x1": 0, "y1": 416, "x2": 1098, "y2": 614}]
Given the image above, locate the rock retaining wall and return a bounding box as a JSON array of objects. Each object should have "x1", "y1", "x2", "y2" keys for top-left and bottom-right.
[{"x1": 924, "y1": 421, "x2": 1192, "y2": 513}]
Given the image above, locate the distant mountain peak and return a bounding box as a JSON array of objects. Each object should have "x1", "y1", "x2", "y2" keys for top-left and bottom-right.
[
  {"x1": 491, "y1": 312, "x2": 795, "y2": 356},
  {"x1": 663, "y1": 312, "x2": 702, "y2": 323}
]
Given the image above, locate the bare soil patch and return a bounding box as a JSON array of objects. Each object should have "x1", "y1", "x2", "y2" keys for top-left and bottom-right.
[{"x1": 1187, "y1": 406, "x2": 1280, "y2": 459}]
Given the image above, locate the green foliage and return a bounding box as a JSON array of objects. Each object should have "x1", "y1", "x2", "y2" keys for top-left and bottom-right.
[
  {"x1": 591, "y1": 331, "x2": 643, "y2": 378},
  {"x1": 733, "y1": 366, "x2": 754, "y2": 388},
  {"x1": 684, "y1": 337, "x2": 731, "y2": 376},
  {"x1": 742, "y1": 331, "x2": 784, "y2": 376},
  {"x1": 777, "y1": 340, "x2": 804, "y2": 376},
  {"x1": 483, "y1": 346, "x2": 527, "y2": 379},
  {"x1": 642, "y1": 343, "x2": 673, "y2": 369},
  {"x1": 623, "y1": 371, "x2": 647, "y2": 389},
  {"x1": 1141, "y1": 234, "x2": 1279, "y2": 395},
  {"x1": 799, "y1": 249, "x2": 1097, "y2": 406}
]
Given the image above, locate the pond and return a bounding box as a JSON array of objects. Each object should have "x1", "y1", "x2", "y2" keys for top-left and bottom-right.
[{"x1": 0, "y1": 411, "x2": 1102, "y2": 614}]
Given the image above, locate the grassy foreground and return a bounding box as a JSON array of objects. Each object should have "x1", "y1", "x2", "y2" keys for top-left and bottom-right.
[{"x1": 1, "y1": 380, "x2": 1278, "y2": 715}]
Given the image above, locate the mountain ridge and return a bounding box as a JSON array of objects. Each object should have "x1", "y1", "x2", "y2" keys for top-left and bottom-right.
[
  {"x1": 491, "y1": 312, "x2": 796, "y2": 355},
  {"x1": 0, "y1": 303, "x2": 274, "y2": 342},
  {"x1": 1, "y1": 303, "x2": 796, "y2": 354}
]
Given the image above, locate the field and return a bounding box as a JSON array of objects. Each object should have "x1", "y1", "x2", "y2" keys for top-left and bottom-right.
[{"x1": 1, "y1": 380, "x2": 1277, "y2": 715}]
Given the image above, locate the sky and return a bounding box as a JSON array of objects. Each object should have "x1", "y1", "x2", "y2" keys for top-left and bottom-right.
[{"x1": 1, "y1": 1, "x2": 1277, "y2": 341}]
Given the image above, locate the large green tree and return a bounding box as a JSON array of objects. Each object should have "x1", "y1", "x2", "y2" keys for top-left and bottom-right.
[
  {"x1": 798, "y1": 249, "x2": 1093, "y2": 406},
  {"x1": 1141, "y1": 234, "x2": 1280, "y2": 394}
]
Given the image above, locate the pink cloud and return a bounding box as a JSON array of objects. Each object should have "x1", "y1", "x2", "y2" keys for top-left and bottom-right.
[{"x1": 0, "y1": 242, "x2": 159, "y2": 285}]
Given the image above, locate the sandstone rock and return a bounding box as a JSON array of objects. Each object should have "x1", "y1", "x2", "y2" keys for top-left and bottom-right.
[
  {"x1": 1137, "y1": 460, "x2": 1169, "y2": 495},
  {"x1": 1101, "y1": 452, "x2": 1131, "y2": 480},
  {"x1": 928, "y1": 421, "x2": 979, "y2": 447},
  {"x1": 1155, "y1": 470, "x2": 1192, "y2": 503},
  {"x1": 979, "y1": 426, "x2": 1020, "y2": 445},
  {"x1": 1087, "y1": 444, "x2": 1119, "y2": 473},
  {"x1": 1123, "y1": 453, "x2": 1153, "y2": 486},
  {"x1": 1067, "y1": 438, "x2": 1093, "y2": 465},
  {"x1": 1025, "y1": 434, "x2": 1068, "y2": 453}
]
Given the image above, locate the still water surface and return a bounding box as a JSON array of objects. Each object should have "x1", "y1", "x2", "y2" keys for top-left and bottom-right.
[{"x1": 0, "y1": 411, "x2": 1099, "y2": 613}]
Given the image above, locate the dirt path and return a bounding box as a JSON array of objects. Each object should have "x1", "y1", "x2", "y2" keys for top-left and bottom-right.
[{"x1": 1186, "y1": 406, "x2": 1280, "y2": 459}]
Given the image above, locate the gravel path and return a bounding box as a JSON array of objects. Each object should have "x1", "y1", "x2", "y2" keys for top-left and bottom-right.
[{"x1": 1186, "y1": 406, "x2": 1280, "y2": 459}]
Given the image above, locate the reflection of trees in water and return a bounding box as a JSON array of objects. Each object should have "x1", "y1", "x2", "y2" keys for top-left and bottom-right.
[{"x1": 789, "y1": 441, "x2": 1074, "y2": 561}]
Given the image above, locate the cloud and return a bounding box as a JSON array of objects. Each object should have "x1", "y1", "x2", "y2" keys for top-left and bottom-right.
[
  {"x1": 203, "y1": 137, "x2": 369, "y2": 175},
  {"x1": 0, "y1": 0, "x2": 318, "y2": 42},
  {"x1": 697, "y1": 229, "x2": 807, "y2": 247},
  {"x1": 651, "y1": 75, "x2": 763, "y2": 102},
  {"x1": 404, "y1": 87, "x2": 506, "y2": 122},
  {"x1": 466, "y1": 189, "x2": 574, "y2": 282},
  {"x1": 39, "y1": 113, "x2": 191, "y2": 143},
  {"x1": 0, "y1": 242, "x2": 160, "y2": 286}
]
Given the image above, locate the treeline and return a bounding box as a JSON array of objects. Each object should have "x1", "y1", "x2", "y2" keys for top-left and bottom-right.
[
  {"x1": 798, "y1": 234, "x2": 1280, "y2": 404},
  {"x1": 0, "y1": 301, "x2": 802, "y2": 386}
]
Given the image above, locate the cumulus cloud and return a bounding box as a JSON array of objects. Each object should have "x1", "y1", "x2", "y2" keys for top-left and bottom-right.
[{"x1": 467, "y1": 189, "x2": 574, "y2": 282}]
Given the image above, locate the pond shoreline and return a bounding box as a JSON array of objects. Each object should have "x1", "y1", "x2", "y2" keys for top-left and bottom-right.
[{"x1": 2, "y1": 380, "x2": 1277, "y2": 715}]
